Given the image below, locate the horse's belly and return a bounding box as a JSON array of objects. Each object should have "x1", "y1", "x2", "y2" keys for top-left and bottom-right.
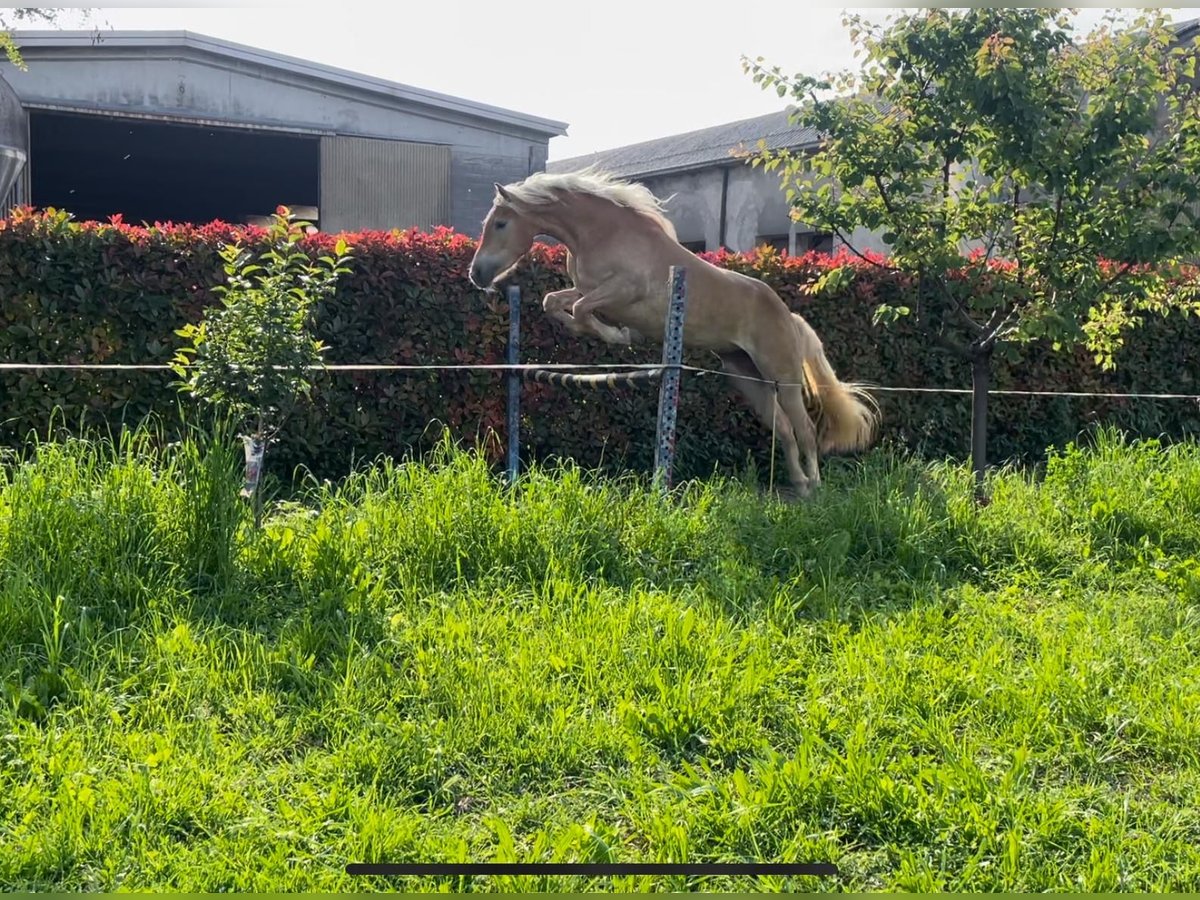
[{"x1": 619, "y1": 303, "x2": 668, "y2": 341}]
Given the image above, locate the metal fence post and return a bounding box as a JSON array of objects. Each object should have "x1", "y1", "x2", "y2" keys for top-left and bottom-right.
[
  {"x1": 506, "y1": 285, "x2": 520, "y2": 485},
  {"x1": 654, "y1": 266, "x2": 688, "y2": 492}
]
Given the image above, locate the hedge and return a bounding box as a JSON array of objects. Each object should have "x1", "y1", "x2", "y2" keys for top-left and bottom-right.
[{"x1": 1, "y1": 207, "x2": 1198, "y2": 483}]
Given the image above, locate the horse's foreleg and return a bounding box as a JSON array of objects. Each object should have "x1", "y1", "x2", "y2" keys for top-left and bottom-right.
[
  {"x1": 583, "y1": 319, "x2": 637, "y2": 346},
  {"x1": 568, "y1": 278, "x2": 641, "y2": 345},
  {"x1": 544, "y1": 287, "x2": 636, "y2": 345},
  {"x1": 542, "y1": 289, "x2": 588, "y2": 337},
  {"x1": 543, "y1": 289, "x2": 582, "y2": 312}
]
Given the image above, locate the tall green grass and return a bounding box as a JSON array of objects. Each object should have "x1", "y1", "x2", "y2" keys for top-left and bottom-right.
[{"x1": 1, "y1": 425, "x2": 1198, "y2": 892}]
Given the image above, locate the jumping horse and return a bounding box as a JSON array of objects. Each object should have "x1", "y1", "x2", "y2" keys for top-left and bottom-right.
[{"x1": 467, "y1": 168, "x2": 879, "y2": 497}]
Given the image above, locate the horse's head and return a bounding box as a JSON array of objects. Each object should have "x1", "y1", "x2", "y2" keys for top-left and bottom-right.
[{"x1": 468, "y1": 182, "x2": 539, "y2": 289}]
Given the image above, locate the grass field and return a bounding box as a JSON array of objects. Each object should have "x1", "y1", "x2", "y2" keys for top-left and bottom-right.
[{"x1": 1, "y1": 425, "x2": 1198, "y2": 892}]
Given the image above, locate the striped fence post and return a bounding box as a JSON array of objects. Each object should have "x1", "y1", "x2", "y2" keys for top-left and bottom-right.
[
  {"x1": 654, "y1": 266, "x2": 688, "y2": 491},
  {"x1": 505, "y1": 284, "x2": 520, "y2": 485}
]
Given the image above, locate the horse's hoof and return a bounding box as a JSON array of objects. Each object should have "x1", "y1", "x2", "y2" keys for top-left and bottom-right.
[
  {"x1": 791, "y1": 481, "x2": 818, "y2": 501},
  {"x1": 763, "y1": 483, "x2": 809, "y2": 503}
]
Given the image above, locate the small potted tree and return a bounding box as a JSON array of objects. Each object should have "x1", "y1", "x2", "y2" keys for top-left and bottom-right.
[{"x1": 172, "y1": 206, "x2": 352, "y2": 526}]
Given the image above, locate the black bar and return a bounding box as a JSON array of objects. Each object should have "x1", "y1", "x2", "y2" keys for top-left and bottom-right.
[{"x1": 346, "y1": 862, "x2": 837, "y2": 877}]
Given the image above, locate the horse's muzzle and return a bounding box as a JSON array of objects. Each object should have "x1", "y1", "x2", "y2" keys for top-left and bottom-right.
[{"x1": 468, "y1": 263, "x2": 493, "y2": 289}]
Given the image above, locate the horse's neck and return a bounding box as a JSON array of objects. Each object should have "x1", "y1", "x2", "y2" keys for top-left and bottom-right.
[{"x1": 530, "y1": 194, "x2": 620, "y2": 256}]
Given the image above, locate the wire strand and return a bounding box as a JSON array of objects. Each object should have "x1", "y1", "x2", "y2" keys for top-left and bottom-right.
[
  {"x1": 0, "y1": 360, "x2": 1196, "y2": 401},
  {"x1": 681, "y1": 364, "x2": 1200, "y2": 400}
]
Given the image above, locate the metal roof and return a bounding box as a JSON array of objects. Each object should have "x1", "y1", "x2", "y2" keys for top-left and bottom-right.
[
  {"x1": 1175, "y1": 17, "x2": 1200, "y2": 41},
  {"x1": 547, "y1": 108, "x2": 818, "y2": 178},
  {"x1": 6, "y1": 29, "x2": 569, "y2": 138}
]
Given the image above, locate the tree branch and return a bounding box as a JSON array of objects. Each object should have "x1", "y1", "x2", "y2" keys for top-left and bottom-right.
[
  {"x1": 979, "y1": 303, "x2": 1013, "y2": 349},
  {"x1": 939, "y1": 154, "x2": 952, "y2": 242},
  {"x1": 926, "y1": 269, "x2": 986, "y2": 336},
  {"x1": 873, "y1": 173, "x2": 899, "y2": 219},
  {"x1": 1047, "y1": 190, "x2": 1065, "y2": 256},
  {"x1": 1011, "y1": 181, "x2": 1025, "y2": 288},
  {"x1": 912, "y1": 270, "x2": 982, "y2": 358},
  {"x1": 829, "y1": 225, "x2": 901, "y2": 271},
  {"x1": 1098, "y1": 260, "x2": 1136, "y2": 293}
]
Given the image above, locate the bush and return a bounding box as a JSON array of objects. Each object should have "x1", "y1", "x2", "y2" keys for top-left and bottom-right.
[{"x1": 1, "y1": 207, "x2": 1198, "y2": 483}]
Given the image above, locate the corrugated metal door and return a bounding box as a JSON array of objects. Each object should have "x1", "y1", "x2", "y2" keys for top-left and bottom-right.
[
  {"x1": 1, "y1": 156, "x2": 29, "y2": 215},
  {"x1": 1, "y1": 105, "x2": 29, "y2": 216},
  {"x1": 319, "y1": 135, "x2": 451, "y2": 233}
]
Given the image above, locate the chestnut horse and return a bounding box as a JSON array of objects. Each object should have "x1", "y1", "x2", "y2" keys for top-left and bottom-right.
[{"x1": 468, "y1": 168, "x2": 878, "y2": 496}]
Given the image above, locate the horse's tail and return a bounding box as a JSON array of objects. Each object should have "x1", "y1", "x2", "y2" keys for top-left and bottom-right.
[
  {"x1": 526, "y1": 368, "x2": 662, "y2": 389},
  {"x1": 791, "y1": 313, "x2": 880, "y2": 455}
]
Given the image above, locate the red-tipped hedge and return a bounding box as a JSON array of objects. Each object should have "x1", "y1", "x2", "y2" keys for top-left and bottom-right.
[{"x1": 1, "y1": 207, "x2": 1197, "y2": 482}]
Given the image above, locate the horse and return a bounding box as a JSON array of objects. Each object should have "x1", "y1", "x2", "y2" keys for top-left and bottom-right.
[{"x1": 467, "y1": 168, "x2": 879, "y2": 497}]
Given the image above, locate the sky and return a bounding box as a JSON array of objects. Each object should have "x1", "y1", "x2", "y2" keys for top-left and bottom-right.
[{"x1": 22, "y1": 5, "x2": 1200, "y2": 162}]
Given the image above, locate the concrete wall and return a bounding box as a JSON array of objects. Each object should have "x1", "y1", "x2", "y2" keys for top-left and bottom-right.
[
  {"x1": 641, "y1": 170, "x2": 719, "y2": 246},
  {"x1": 636, "y1": 163, "x2": 869, "y2": 253},
  {"x1": 2, "y1": 47, "x2": 553, "y2": 234}
]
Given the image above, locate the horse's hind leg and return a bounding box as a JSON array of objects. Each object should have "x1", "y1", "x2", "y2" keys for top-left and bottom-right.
[
  {"x1": 789, "y1": 386, "x2": 821, "y2": 489},
  {"x1": 720, "y1": 351, "x2": 808, "y2": 496},
  {"x1": 739, "y1": 346, "x2": 822, "y2": 493}
]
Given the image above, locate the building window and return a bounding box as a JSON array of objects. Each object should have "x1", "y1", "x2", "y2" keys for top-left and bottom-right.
[
  {"x1": 756, "y1": 231, "x2": 835, "y2": 255},
  {"x1": 805, "y1": 232, "x2": 835, "y2": 254},
  {"x1": 756, "y1": 234, "x2": 791, "y2": 253}
]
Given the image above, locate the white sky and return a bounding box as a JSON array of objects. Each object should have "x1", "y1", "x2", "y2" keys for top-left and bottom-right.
[{"x1": 21, "y1": 5, "x2": 1200, "y2": 161}]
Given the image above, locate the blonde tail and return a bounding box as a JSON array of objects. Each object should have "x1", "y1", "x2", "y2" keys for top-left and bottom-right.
[{"x1": 792, "y1": 313, "x2": 880, "y2": 455}]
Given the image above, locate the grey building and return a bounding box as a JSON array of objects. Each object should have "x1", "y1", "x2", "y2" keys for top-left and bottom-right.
[{"x1": 0, "y1": 30, "x2": 567, "y2": 235}]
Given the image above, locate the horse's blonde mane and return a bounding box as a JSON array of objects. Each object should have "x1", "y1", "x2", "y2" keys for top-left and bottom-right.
[{"x1": 500, "y1": 167, "x2": 678, "y2": 239}]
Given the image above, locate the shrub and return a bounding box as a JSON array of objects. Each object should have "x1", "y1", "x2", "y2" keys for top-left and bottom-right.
[
  {"x1": 0, "y1": 207, "x2": 1197, "y2": 483},
  {"x1": 171, "y1": 206, "x2": 352, "y2": 522}
]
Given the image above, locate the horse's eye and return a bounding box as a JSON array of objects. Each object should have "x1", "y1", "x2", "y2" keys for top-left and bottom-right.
[{"x1": 495, "y1": 220, "x2": 508, "y2": 230}]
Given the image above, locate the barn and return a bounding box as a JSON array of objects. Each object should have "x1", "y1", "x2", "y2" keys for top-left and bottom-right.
[{"x1": 0, "y1": 30, "x2": 568, "y2": 235}]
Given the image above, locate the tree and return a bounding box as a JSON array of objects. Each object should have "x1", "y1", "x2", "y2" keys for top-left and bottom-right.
[
  {"x1": 171, "y1": 208, "x2": 352, "y2": 526},
  {"x1": 744, "y1": 8, "x2": 1200, "y2": 496}
]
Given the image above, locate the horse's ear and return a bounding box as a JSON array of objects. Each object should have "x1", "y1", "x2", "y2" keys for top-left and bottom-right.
[{"x1": 494, "y1": 182, "x2": 514, "y2": 202}]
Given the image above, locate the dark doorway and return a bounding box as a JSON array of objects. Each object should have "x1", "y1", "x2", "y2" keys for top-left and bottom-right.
[{"x1": 29, "y1": 109, "x2": 319, "y2": 226}]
